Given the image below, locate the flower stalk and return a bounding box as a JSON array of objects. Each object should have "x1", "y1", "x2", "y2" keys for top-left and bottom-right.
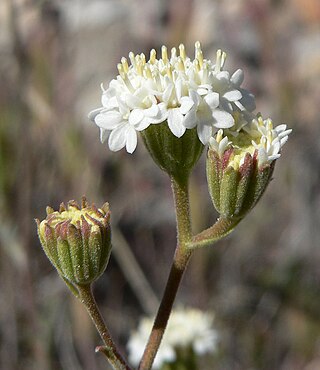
[
  {"x1": 138, "y1": 176, "x2": 193, "y2": 370},
  {"x1": 77, "y1": 284, "x2": 131, "y2": 370},
  {"x1": 187, "y1": 217, "x2": 240, "y2": 250}
]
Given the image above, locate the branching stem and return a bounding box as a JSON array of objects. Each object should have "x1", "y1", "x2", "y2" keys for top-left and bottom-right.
[{"x1": 138, "y1": 176, "x2": 193, "y2": 370}]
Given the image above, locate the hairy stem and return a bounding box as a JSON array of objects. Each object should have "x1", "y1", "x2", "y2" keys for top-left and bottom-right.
[
  {"x1": 138, "y1": 176, "x2": 193, "y2": 370},
  {"x1": 77, "y1": 284, "x2": 131, "y2": 370},
  {"x1": 188, "y1": 217, "x2": 240, "y2": 250}
]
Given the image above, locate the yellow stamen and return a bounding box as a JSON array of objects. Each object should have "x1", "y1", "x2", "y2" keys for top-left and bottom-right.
[
  {"x1": 177, "y1": 57, "x2": 185, "y2": 71},
  {"x1": 215, "y1": 49, "x2": 222, "y2": 72},
  {"x1": 195, "y1": 41, "x2": 203, "y2": 68},
  {"x1": 121, "y1": 57, "x2": 129, "y2": 73},
  {"x1": 129, "y1": 52, "x2": 135, "y2": 67},
  {"x1": 117, "y1": 63, "x2": 126, "y2": 79},
  {"x1": 161, "y1": 45, "x2": 168, "y2": 63},
  {"x1": 171, "y1": 47, "x2": 177, "y2": 59},
  {"x1": 216, "y1": 129, "x2": 224, "y2": 143},
  {"x1": 179, "y1": 44, "x2": 186, "y2": 60},
  {"x1": 149, "y1": 49, "x2": 157, "y2": 64},
  {"x1": 143, "y1": 65, "x2": 152, "y2": 79},
  {"x1": 140, "y1": 53, "x2": 146, "y2": 65},
  {"x1": 194, "y1": 59, "x2": 200, "y2": 72},
  {"x1": 221, "y1": 51, "x2": 227, "y2": 68}
]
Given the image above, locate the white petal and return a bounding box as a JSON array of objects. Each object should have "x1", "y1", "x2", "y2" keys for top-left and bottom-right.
[
  {"x1": 216, "y1": 71, "x2": 229, "y2": 81},
  {"x1": 271, "y1": 139, "x2": 281, "y2": 154},
  {"x1": 95, "y1": 111, "x2": 123, "y2": 129},
  {"x1": 116, "y1": 96, "x2": 130, "y2": 115},
  {"x1": 197, "y1": 123, "x2": 212, "y2": 145},
  {"x1": 197, "y1": 87, "x2": 209, "y2": 96},
  {"x1": 220, "y1": 136, "x2": 230, "y2": 153},
  {"x1": 101, "y1": 93, "x2": 110, "y2": 108},
  {"x1": 204, "y1": 92, "x2": 219, "y2": 109},
  {"x1": 125, "y1": 126, "x2": 138, "y2": 153},
  {"x1": 183, "y1": 109, "x2": 197, "y2": 128},
  {"x1": 135, "y1": 118, "x2": 150, "y2": 131},
  {"x1": 189, "y1": 90, "x2": 200, "y2": 105},
  {"x1": 278, "y1": 129, "x2": 292, "y2": 139},
  {"x1": 88, "y1": 108, "x2": 102, "y2": 121},
  {"x1": 268, "y1": 154, "x2": 281, "y2": 162},
  {"x1": 239, "y1": 90, "x2": 256, "y2": 111},
  {"x1": 144, "y1": 104, "x2": 159, "y2": 118},
  {"x1": 125, "y1": 93, "x2": 142, "y2": 109},
  {"x1": 167, "y1": 109, "x2": 185, "y2": 137},
  {"x1": 102, "y1": 94, "x2": 117, "y2": 109},
  {"x1": 108, "y1": 125, "x2": 127, "y2": 151},
  {"x1": 129, "y1": 109, "x2": 144, "y2": 125},
  {"x1": 175, "y1": 78, "x2": 183, "y2": 100},
  {"x1": 275, "y1": 124, "x2": 287, "y2": 133},
  {"x1": 180, "y1": 96, "x2": 195, "y2": 114},
  {"x1": 230, "y1": 69, "x2": 244, "y2": 86},
  {"x1": 100, "y1": 128, "x2": 108, "y2": 143},
  {"x1": 162, "y1": 83, "x2": 174, "y2": 103},
  {"x1": 234, "y1": 100, "x2": 245, "y2": 111},
  {"x1": 258, "y1": 149, "x2": 268, "y2": 165},
  {"x1": 149, "y1": 103, "x2": 168, "y2": 124},
  {"x1": 223, "y1": 89, "x2": 242, "y2": 102},
  {"x1": 211, "y1": 110, "x2": 234, "y2": 128}
]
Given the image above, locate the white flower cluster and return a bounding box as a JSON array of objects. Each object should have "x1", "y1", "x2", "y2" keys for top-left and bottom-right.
[
  {"x1": 127, "y1": 307, "x2": 218, "y2": 369},
  {"x1": 209, "y1": 113, "x2": 292, "y2": 167},
  {"x1": 89, "y1": 42, "x2": 255, "y2": 153}
]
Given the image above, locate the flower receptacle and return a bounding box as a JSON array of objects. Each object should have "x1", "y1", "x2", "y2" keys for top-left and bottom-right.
[{"x1": 141, "y1": 122, "x2": 204, "y2": 183}]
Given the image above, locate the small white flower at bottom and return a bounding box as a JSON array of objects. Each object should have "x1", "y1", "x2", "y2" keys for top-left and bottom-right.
[{"x1": 127, "y1": 307, "x2": 218, "y2": 369}]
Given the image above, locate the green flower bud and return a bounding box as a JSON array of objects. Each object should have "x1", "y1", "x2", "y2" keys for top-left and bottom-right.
[
  {"x1": 36, "y1": 198, "x2": 111, "y2": 286},
  {"x1": 206, "y1": 120, "x2": 286, "y2": 220},
  {"x1": 141, "y1": 123, "x2": 204, "y2": 183}
]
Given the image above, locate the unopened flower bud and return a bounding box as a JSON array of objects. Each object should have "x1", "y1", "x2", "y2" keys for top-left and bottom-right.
[
  {"x1": 207, "y1": 114, "x2": 291, "y2": 219},
  {"x1": 36, "y1": 198, "x2": 112, "y2": 286}
]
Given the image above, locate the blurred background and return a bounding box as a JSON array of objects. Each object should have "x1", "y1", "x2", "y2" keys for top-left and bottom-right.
[{"x1": 1, "y1": 0, "x2": 320, "y2": 369}]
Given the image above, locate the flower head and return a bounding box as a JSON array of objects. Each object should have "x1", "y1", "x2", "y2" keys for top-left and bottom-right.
[
  {"x1": 127, "y1": 307, "x2": 218, "y2": 369},
  {"x1": 207, "y1": 113, "x2": 292, "y2": 218},
  {"x1": 89, "y1": 42, "x2": 255, "y2": 153},
  {"x1": 36, "y1": 198, "x2": 112, "y2": 286}
]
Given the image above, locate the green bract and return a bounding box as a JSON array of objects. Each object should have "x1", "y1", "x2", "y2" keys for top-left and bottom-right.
[
  {"x1": 36, "y1": 198, "x2": 112, "y2": 286},
  {"x1": 141, "y1": 123, "x2": 204, "y2": 183}
]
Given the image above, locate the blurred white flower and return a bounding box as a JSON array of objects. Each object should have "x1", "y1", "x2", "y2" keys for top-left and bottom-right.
[
  {"x1": 89, "y1": 42, "x2": 255, "y2": 152},
  {"x1": 127, "y1": 307, "x2": 218, "y2": 369}
]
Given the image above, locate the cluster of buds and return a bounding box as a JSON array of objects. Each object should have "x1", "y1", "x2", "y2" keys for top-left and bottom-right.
[
  {"x1": 207, "y1": 114, "x2": 291, "y2": 219},
  {"x1": 36, "y1": 198, "x2": 112, "y2": 287}
]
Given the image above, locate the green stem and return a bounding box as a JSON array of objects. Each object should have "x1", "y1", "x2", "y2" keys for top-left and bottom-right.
[
  {"x1": 77, "y1": 284, "x2": 131, "y2": 370},
  {"x1": 138, "y1": 176, "x2": 193, "y2": 370},
  {"x1": 171, "y1": 176, "x2": 192, "y2": 244},
  {"x1": 187, "y1": 217, "x2": 240, "y2": 250}
]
